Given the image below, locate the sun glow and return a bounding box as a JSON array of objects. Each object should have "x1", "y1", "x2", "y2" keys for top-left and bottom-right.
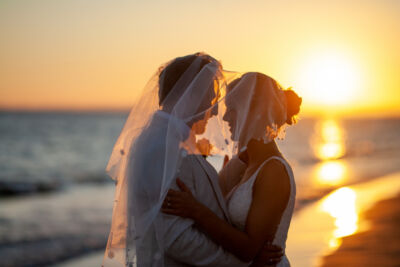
[
  {"x1": 321, "y1": 187, "x2": 358, "y2": 249},
  {"x1": 296, "y1": 51, "x2": 362, "y2": 108},
  {"x1": 315, "y1": 161, "x2": 348, "y2": 186},
  {"x1": 314, "y1": 120, "x2": 346, "y2": 160},
  {"x1": 311, "y1": 119, "x2": 349, "y2": 186}
]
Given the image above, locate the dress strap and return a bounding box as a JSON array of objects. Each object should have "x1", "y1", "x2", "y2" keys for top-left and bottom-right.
[
  {"x1": 225, "y1": 156, "x2": 291, "y2": 201},
  {"x1": 247, "y1": 156, "x2": 291, "y2": 188}
]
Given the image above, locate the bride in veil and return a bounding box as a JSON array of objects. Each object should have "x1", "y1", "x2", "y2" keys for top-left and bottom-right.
[
  {"x1": 162, "y1": 72, "x2": 302, "y2": 266},
  {"x1": 103, "y1": 53, "x2": 254, "y2": 267}
]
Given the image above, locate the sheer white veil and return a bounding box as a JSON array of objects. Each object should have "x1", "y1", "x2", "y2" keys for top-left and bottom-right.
[
  {"x1": 222, "y1": 72, "x2": 288, "y2": 154},
  {"x1": 102, "y1": 54, "x2": 290, "y2": 267},
  {"x1": 102, "y1": 53, "x2": 239, "y2": 267}
]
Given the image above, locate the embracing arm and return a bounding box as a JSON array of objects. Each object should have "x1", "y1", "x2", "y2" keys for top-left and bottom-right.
[
  {"x1": 165, "y1": 218, "x2": 249, "y2": 266},
  {"x1": 164, "y1": 160, "x2": 290, "y2": 263},
  {"x1": 163, "y1": 157, "x2": 248, "y2": 266}
]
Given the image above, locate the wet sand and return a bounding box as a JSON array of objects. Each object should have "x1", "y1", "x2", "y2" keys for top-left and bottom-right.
[
  {"x1": 285, "y1": 172, "x2": 400, "y2": 267},
  {"x1": 55, "y1": 251, "x2": 104, "y2": 267},
  {"x1": 321, "y1": 194, "x2": 400, "y2": 267}
]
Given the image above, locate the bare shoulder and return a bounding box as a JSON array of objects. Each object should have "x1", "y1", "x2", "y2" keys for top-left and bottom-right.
[{"x1": 254, "y1": 158, "x2": 291, "y2": 200}]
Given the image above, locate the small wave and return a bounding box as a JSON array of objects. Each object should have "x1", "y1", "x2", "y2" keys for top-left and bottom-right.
[
  {"x1": 0, "y1": 180, "x2": 63, "y2": 197},
  {"x1": 0, "y1": 171, "x2": 112, "y2": 197},
  {"x1": 73, "y1": 172, "x2": 112, "y2": 184}
]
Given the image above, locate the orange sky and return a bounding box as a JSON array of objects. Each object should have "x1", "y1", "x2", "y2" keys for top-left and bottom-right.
[{"x1": 0, "y1": 0, "x2": 399, "y2": 117}]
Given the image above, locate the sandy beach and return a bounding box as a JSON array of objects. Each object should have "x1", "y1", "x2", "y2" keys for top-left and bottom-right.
[
  {"x1": 321, "y1": 194, "x2": 400, "y2": 267},
  {"x1": 285, "y1": 172, "x2": 400, "y2": 267}
]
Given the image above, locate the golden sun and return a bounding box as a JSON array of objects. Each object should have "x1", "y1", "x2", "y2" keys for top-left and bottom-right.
[{"x1": 296, "y1": 52, "x2": 362, "y2": 107}]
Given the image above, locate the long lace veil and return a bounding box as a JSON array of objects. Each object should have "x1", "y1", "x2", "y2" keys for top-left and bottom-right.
[
  {"x1": 102, "y1": 53, "x2": 239, "y2": 267},
  {"x1": 102, "y1": 55, "x2": 289, "y2": 267}
]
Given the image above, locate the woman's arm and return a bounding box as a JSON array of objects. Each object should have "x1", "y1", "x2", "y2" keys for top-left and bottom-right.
[{"x1": 163, "y1": 159, "x2": 290, "y2": 262}]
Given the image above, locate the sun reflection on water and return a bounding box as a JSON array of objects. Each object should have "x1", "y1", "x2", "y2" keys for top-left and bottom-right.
[
  {"x1": 286, "y1": 174, "x2": 400, "y2": 267},
  {"x1": 315, "y1": 161, "x2": 347, "y2": 186},
  {"x1": 314, "y1": 120, "x2": 346, "y2": 160},
  {"x1": 313, "y1": 120, "x2": 357, "y2": 249},
  {"x1": 318, "y1": 143, "x2": 344, "y2": 160},
  {"x1": 321, "y1": 187, "x2": 358, "y2": 249},
  {"x1": 312, "y1": 119, "x2": 348, "y2": 186}
]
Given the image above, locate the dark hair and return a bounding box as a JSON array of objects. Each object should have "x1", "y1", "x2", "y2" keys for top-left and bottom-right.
[
  {"x1": 284, "y1": 89, "x2": 302, "y2": 125},
  {"x1": 158, "y1": 53, "x2": 215, "y2": 106}
]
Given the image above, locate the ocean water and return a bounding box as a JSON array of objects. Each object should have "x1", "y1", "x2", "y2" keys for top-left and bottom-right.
[
  {"x1": 1, "y1": 111, "x2": 400, "y2": 266},
  {"x1": 0, "y1": 111, "x2": 124, "y2": 194},
  {"x1": 2, "y1": 112, "x2": 400, "y2": 195}
]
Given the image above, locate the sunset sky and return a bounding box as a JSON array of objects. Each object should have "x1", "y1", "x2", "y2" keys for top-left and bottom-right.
[{"x1": 1, "y1": 0, "x2": 399, "y2": 117}]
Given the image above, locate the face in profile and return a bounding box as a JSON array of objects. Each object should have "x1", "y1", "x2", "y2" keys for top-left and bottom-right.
[
  {"x1": 223, "y1": 76, "x2": 245, "y2": 142},
  {"x1": 222, "y1": 91, "x2": 258, "y2": 144},
  {"x1": 222, "y1": 94, "x2": 239, "y2": 141},
  {"x1": 191, "y1": 80, "x2": 220, "y2": 135},
  {"x1": 223, "y1": 72, "x2": 291, "y2": 148}
]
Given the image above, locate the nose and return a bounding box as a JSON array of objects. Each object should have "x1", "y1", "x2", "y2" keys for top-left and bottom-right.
[{"x1": 211, "y1": 104, "x2": 218, "y2": 116}]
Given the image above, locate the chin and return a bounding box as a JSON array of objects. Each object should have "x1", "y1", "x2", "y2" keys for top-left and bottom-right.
[
  {"x1": 228, "y1": 125, "x2": 237, "y2": 140},
  {"x1": 232, "y1": 135, "x2": 239, "y2": 142},
  {"x1": 230, "y1": 131, "x2": 238, "y2": 142},
  {"x1": 194, "y1": 126, "x2": 206, "y2": 135},
  {"x1": 195, "y1": 129, "x2": 206, "y2": 135}
]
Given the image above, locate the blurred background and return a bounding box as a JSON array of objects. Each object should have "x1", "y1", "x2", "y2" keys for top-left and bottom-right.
[{"x1": 1, "y1": 0, "x2": 399, "y2": 266}]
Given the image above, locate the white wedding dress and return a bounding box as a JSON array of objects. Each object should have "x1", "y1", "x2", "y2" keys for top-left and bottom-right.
[{"x1": 227, "y1": 156, "x2": 296, "y2": 267}]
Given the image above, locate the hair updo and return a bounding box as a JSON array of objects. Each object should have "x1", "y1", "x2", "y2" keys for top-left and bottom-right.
[{"x1": 283, "y1": 89, "x2": 302, "y2": 125}]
